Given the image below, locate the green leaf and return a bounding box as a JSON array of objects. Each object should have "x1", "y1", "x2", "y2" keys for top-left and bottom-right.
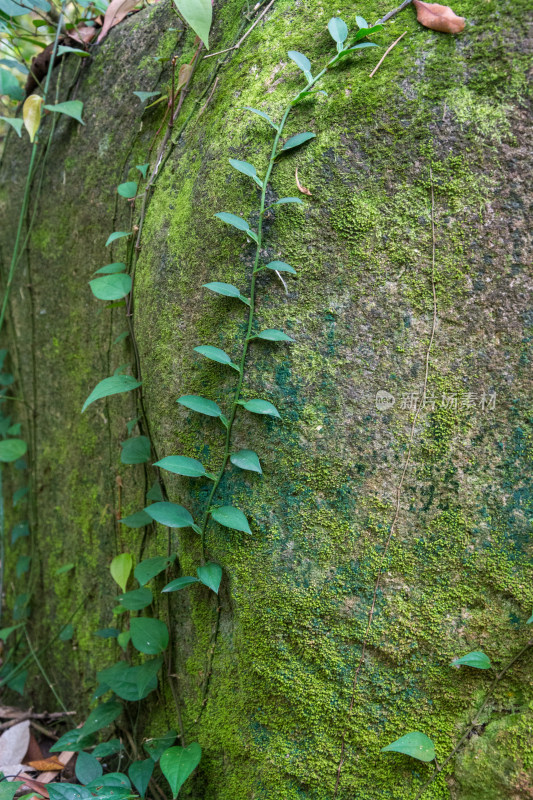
[
  {"x1": 162, "y1": 576, "x2": 199, "y2": 593},
  {"x1": 133, "y1": 91, "x2": 161, "y2": 102},
  {"x1": 117, "y1": 631, "x2": 131, "y2": 651},
  {"x1": 160, "y1": 743, "x2": 202, "y2": 796},
  {"x1": 194, "y1": 345, "x2": 237, "y2": 370},
  {"x1": 328, "y1": 16, "x2": 348, "y2": 47},
  {"x1": 117, "y1": 587, "x2": 153, "y2": 611},
  {"x1": 82, "y1": 375, "x2": 141, "y2": 412},
  {"x1": 48, "y1": 785, "x2": 92, "y2": 800},
  {"x1": 137, "y1": 163, "x2": 149, "y2": 178},
  {"x1": 146, "y1": 481, "x2": 164, "y2": 501},
  {"x1": 0, "y1": 782, "x2": 22, "y2": 800},
  {"x1": 0, "y1": 58, "x2": 28, "y2": 74},
  {"x1": 7, "y1": 668, "x2": 27, "y2": 695},
  {"x1": 59, "y1": 623, "x2": 74, "y2": 641},
  {"x1": 57, "y1": 45, "x2": 90, "y2": 57},
  {"x1": 97, "y1": 658, "x2": 162, "y2": 701},
  {"x1": 145, "y1": 501, "x2": 194, "y2": 529},
  {"x1": 214, "y1": 212, "x2": 257, "y2": 241},
  {"x1": 197, "y1": 562, "x2": 222, "y2": 594},
  {"x1": 92, "y1": 740, "x2": 122, "y2": 757},
  {"x1": 76, "y1": 751, "x2": 103, "y2": 785},
  {"x1": 120, "y1": 436, "x2": 150, "y2": 464},
  {"x1": 144, "y1": 730, "x2": 177, "y2": 762},
  {"x1": 173, "y1": 0, "x2": 212, "y2": 48},
  {"x1": 13, "y1": 485, "x2": 28, "y2": 505},
  {"x1": 281, "y1": 132, "x2": 315, "y2": 153},
  {"x1": 177, "y1": 394, "x2": 223, "y2": 418},
  {"x1": 0, "y1": 623, "x2": 23, "y2": 641},
  {"x1": 89, "y1": 273, "x2": 132, "y2": 301},
  {"x1": 451, "y1": 651, "x2": 492, "y2": 669},
  {"x1": 128, "y1": 759, "x2": 154, "y2": 798},
  {"x1": 16, "y1": 555, "x2": 30, "y2": 578},
  {"x1": 130, "y1": 617, "x2": 168, "y2": 654},
  {"x1": 242, "y1": 106, "x2": 278, "y2": 130},
  {"x1": 82, "y1": 700, "x2": 122, "y2": 737},
  {"x1": 254, "y1": 329, "x2": 294, "y2": 342},
  {"x1": 110, "y1": 553, "x2": 133, "y2": 593},
  {"x1": 119, "y1": 510, "x2": 152, "y2": 529},
  {"x1": 229, "y1": 158, "x2": 262, "y2": 187},
  {"x1": 265, "y1": 260, "x2": 296, "y2": 274},
  {"x1": 85, "y1": 773, "x2": 130, "y2": 793},
  {"x1": 0, "y1": 116, "x2": 23, "y2": 137},
  {"x1": 134, "y1": 555, "x2": 175, "y2": 586},
  {"x1": 273, "y1": 197, "x2": 304, "y2": 205},
  {"x1": 230, "y1": 449, "x2": 262, "y2": 473},
  {"x1": 117, "y1": 181, "x2": 138, "y2": 199},
  {"x1": 381, "y1": 731, "x2": 435, "y2": 762},
  {"x1": 527, "y1": 612, "x2": 533, "y2": 624},
  {"x1": 9, "y1": 426, "x2": 23, "y2": 439},
  {"x1": 242, "y1": 399, "x2": 280, "y2": 418},
  {"x1": 203, "y1": 282, "x2": 249, "y2": 304},
  {"x1": 356, "y1": 14, "x2": 369, "y2": 28},
  {"x1": 210, "y1": 506, "x2": 251, "y2": 534},
  {"x1": 95, "y1": 627, "x2": 120, "y2": 639},
  {"x1": 287, "y1": 50, "x2": 311, "y2": 76},
  {"x1": 55, "y1": 562, "x2": 74, "y2": 575},
  {"x1": 44, "y1": 100, "x2": 85, "y2": 125},
  {"x1": 0, "y1": 70, "x2": 23, "y2": 100},
  {"x1": 334, "y1": 42, "x2": 379, "y2": 62},
  {"x1": 11, "y1": 521, "x2": 29, "y2": 543},
  {"x1": 50, "y1": 729, "x2": 95, "y2": 753},
  {"x1": 0, "y1": 439, "x2": 27, "y2": 462},
  {"x1": 154, "y1": 455, "x2": 206, "y2": 478},
  {"x1": 105, "y1": 231, "x2": 132, "y2": 247}
]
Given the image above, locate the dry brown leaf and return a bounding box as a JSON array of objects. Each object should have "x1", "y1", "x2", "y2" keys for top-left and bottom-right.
[
  {"x1": 413, "y1": 0, "x2": 465, "y2": 33},
  {"x1": 97, "y1": 0, "x2": 139, "y2": 43},
  {"x1": 295, "y1": 168, "x2": 312, "y2": 196},
  {"x1": 18, "y1": 776, "x2": 50, "y2": 798},
  {"x1": 177, "y1": 63, "x2": 193, "y2": 90},
  {"x1": 27, "y1": 758, "x2": 63, "y2": 772},
  {"x1": 24, "y1": 732, "x2": 44, "y2": 763},
  {"x1": 37, "y1": 748, "x2": 75, "y2": 784},
  {"x1": 71, "y1": 26, "x2": 98, "y2": 44}
]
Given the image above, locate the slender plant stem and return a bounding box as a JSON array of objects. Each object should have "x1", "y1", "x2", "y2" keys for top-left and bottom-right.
[
  {"x1": 0, "y1": 8, "x2": 64, "y2": 334},
  {"x1": 25, "y1": 628, "x2": 69, "y2": 713},
  {"x1": 0, "y1": 465, "x2": 3, "y2": 625}
]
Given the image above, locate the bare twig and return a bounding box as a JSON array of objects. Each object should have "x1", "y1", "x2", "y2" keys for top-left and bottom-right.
[
  {"x1": 375, "y1": 0, "x2": 413, "y2": 25},
  {"x1": 369, "y1": 31, "x2": 407, "y2": 77},
  {"x1": 203, "y1": 0, "x2": 275, "y2": 58},
  {"x1": 198, "y1": 76, "x2": 219, "y2": 116}
]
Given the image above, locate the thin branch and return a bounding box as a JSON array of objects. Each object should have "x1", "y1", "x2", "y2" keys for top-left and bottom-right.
[
  {"x1": 375, "y1": 0, "x2": 413, "y2": 25},
  {"x1": 369, "y1": 30, "x2": 407, "y2": 77}
]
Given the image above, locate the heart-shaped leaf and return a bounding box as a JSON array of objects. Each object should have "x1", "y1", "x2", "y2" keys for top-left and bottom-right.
[
  {"x1": 128, "y1": 759, "x2": 154, "y2": 798},
  {"x1": 120, "y1": 436, "x2": 151, "y2": 464},
  {"x1": 196, "y1": 562, "x2": 222, "y2": 594},
  {"x1": 44, "y1": 100, "x2": 85, "y2": 125},
  {"x1": 120, "y1": 510, "x2": 153, "y2": 529},
  {"x1": 130, "y1": 617, "x2": 169, "y2": 654},
  {"x1": 160, "y1": 743, "x2": 202, "y2": 796},
  {"x1": 89, "y1": 273, "x2": 132, "y2": 301},
  {"x1": 117, "y1": 181, "x2": 138, "y2": 199},
  {"x1": 144, "y1": 730, "x2": 177, "y2": 762},
  {"x1": 117, "y1": 587, "x2": 153, "y2": 611},
  {"x1": 82, "y1": 700, "x2": 122, "y2": 736},
  {"x1": 134, "y1": 555, "x2": 175, "y2": 585},
  {"x1": 0, "y1": 439, "x2": 27, "y2": 462}
]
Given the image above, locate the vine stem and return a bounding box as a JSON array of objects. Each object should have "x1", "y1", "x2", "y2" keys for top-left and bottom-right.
[
  {"x1": 198, "y1": 50, "x2": 345, "y2": 560},
  {"x1": 333, "y1": 166, "x2": 438, "y2": 796},
  {"x1": 413, "y1": 638, "x2": 533, "y2": 799},
  {"x1": 24, "y1": 629, "x2": 69, "y2": 713},
  {"x1": 0, "y1": 8, "x2": 64, "y2": 334}
]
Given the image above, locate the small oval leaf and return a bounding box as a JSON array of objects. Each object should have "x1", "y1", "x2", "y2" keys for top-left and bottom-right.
[
  {"x1": 255, "y1": 329, "x2": 294, "y2": 342},
  {"x1": 110, "y1": 553, "x2": 132, "y2": 593},
  {"x1": 196, "y1": 562, "x2": 222, "y2": 594},
  {"x1": 281, "y1": 132, "x2": 315, "y2": 152},
  {"x1": 93, "y1": 263, "x2": 127, "y2": 275},
  {"x1": 265, "y1": 260, "x2": 296, "y2": 274},
  {"x1": 145, "y1": 501, "x2": 194, "y2": 529},
  {"x1": 287, "y1": 50, "x2": 311, "y2": 73},
  {"x1": 120, "y1": 436, "x2": 151, "y2": 464},
  {"x1": 82, "y1": 375, "x2": 141, "y2": 413},
  {"x1": 214, "y1": 212, "x2": 250, "y2": 231},
  {"x1": 130, "y1": 617, "x2": 169, "y2": 655},
  {"x1": 381, "y1": 731, "x2": 435, "y2": 763},
  {"x1": 451, "y1": 650, "x2": 491, "y2": 670},
  {"x1": 177, "y1": 395, "x2": 223, "y2": 418},
  {"x1": 22, "y1": 94, "x2": 43, "y2": 142},
  {"x1": 242, "y1": 399, "x2": 280, "y2": 418},
  {"x1": 162, "y1": 576, "x2": 200, "y2": 593},
  {"x1": 328, "y1": 16, "x2": 348, "y2": 44},
  {"x1": 210, "y1": 505, "x2": 252, "y2": 534},
  {"x1": 0, "y1": 439, "x2": 27, "y2": 463},
  {"x1": 194, "y1": 345, "x2": 233, "y2": 366},
  {"x1": 154, "y1": 455, "x2": 206, "y2": 478},
  {"x1": 230, "y1": 449, "x2": 262, "y2": 473}
]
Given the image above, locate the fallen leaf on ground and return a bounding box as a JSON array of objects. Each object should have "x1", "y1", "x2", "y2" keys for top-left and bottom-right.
[
  {"x1": 97, "y1": 0, "x2": 139, "y2": 43},
  {"x1": 71, "y1": 26, "x2": 98, "y2": 44},
  {"x1": 0, "y1": 720, "x2": 30, "y2": 768},
  {"x1": 36, "y1": 748, "x2": 75, "y2": 783},
  {"x1": 295, "y1": 168, "x2": 312, "y2": 196},
  {"x1": 27, "y1": 758, "x2": 63, "y2": 771},
  {"x1": 18, "y1": 775, "x2": 49, "y2": 797},
  {"x1": 25, "y1": 733, "x2": 45, "y2": 763},
  {"x1": 413, "y1": 0, "x2": 465, "y2": 33}
]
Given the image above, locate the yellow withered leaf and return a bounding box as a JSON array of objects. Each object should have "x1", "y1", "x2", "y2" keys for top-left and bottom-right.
[{"x1": 23, "y1": 95, "x2": 44, "y2": 143}]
